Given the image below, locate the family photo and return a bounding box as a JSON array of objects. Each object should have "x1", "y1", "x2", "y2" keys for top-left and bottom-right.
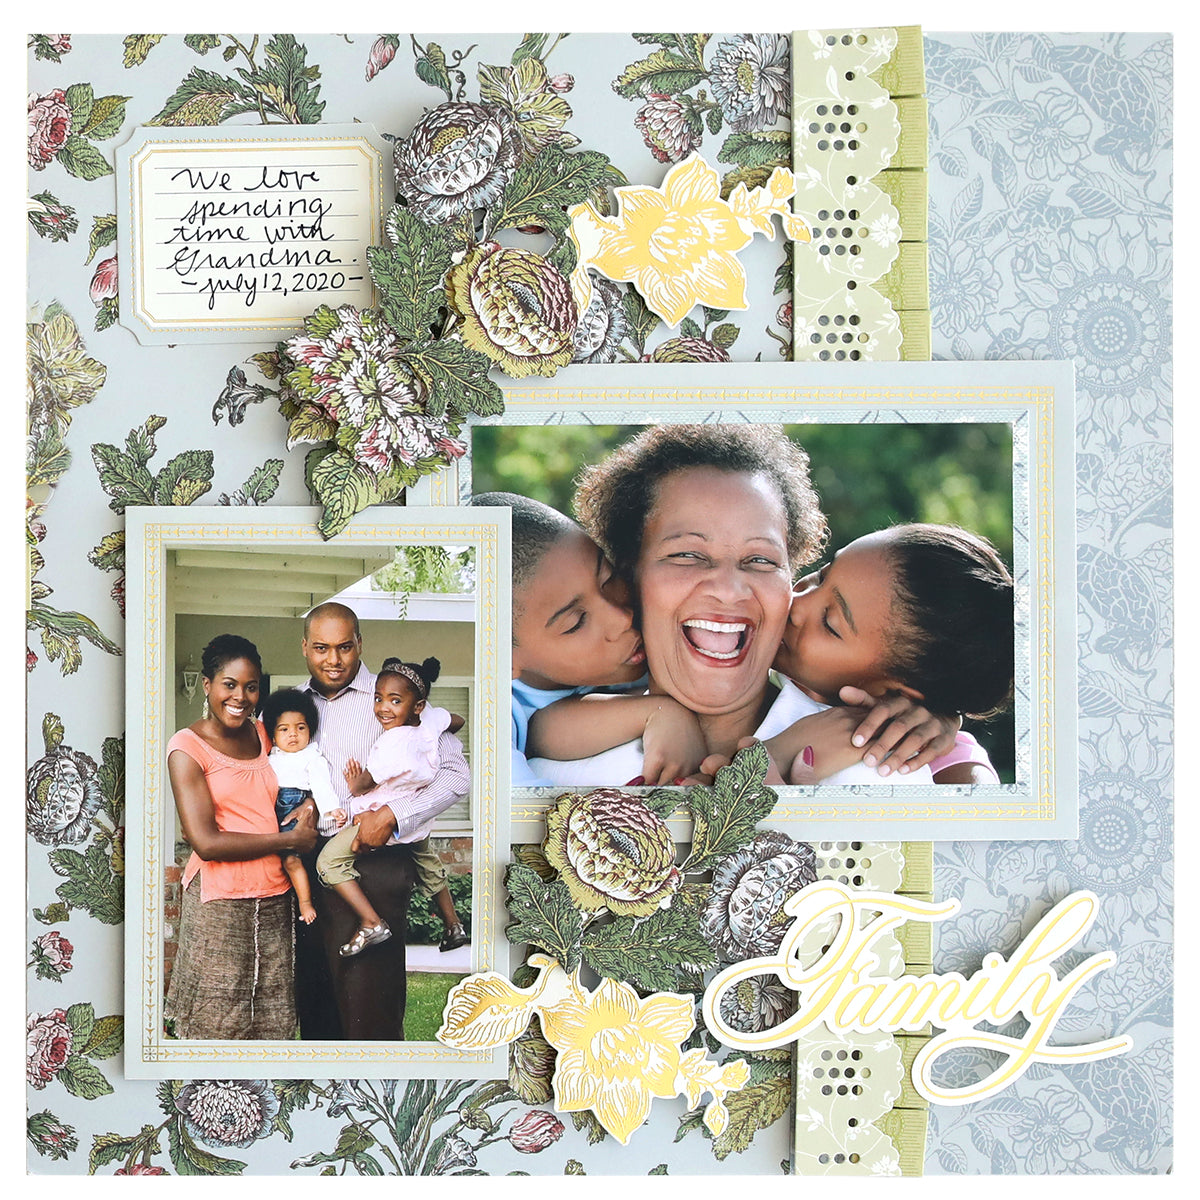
[
  {"x1": 472, "y1": 420, "x2": 1016, "y2": 793},
  {"x1": 159, "y1": 538, "x2": 480, "y2": 1045}
]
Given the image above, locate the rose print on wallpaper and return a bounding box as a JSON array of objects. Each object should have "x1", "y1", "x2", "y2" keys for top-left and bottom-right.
[
  {"x1": 29, "y1": 34, "x2": 72, "y2": 63},
  {"x1": 27, "y1": 1002, "x2": 121, "y2": 1099},
  {"x1": 28, "y1": 192, "x2": 78, "y2": 243},
  {"x1": 28, "y1": 83, "x2": 128, "y2": 180}
]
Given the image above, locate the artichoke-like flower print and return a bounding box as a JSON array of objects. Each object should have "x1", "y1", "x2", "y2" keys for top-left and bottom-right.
[
  {"x1": 26, "y1": 718, "x2": 102, "y2": 847},
  {"x1": 544, "y1": 788, "x2": 681, "y2": 916},
  {"x1": 700, "y1": 830, "x2": 818, "y2": 961},
  {"x1": 174, "y1": 1079, "x2": 280, "y2": 1149},
  {"x1": 445, "y1": 243, "x2": 579, "y2": 378},
  {"x1": 394, "y1": 101, "x2": 523, "y2": 224}
]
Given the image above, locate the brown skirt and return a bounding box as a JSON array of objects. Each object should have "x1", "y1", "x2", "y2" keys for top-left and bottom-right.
[{"x1": 165, "y1": 876, "x2": 296, "y2": 1040}]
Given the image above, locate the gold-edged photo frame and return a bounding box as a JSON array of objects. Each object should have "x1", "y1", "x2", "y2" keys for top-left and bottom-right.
[
  {"x1": 412, "y1": 359, "x2": 1076, "y2": 841},
  {"x1": 124, "y1": 506, "x2": 510, "y2": 1078}
]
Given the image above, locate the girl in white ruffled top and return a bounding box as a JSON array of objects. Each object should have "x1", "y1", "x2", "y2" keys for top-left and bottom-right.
[{"x1": 316, "y1": 656, "x2": 465, "y2": 958}]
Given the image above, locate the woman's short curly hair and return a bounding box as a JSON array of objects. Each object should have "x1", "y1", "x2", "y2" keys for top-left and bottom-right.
[{"x1": 574, "y1": 424, "x2": 827, "y2": 578}]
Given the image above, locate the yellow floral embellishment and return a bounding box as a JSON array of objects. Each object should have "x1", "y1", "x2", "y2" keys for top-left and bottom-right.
[
  {"x1": 569, "y1": 153, "x2": 811, "y2": 327},
  {"x1": 437, "y1": 957, "x2": 750, "y2": 1146}
]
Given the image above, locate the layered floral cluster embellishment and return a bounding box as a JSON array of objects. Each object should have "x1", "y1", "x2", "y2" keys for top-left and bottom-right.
[{"x1": 439, "y1": 746, "x2": 818, "y2": 1149}]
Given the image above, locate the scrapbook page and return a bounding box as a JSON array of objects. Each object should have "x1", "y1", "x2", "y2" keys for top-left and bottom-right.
[{"x1": 25, "y1": 27, "x2": 1171, "y2": 1176}]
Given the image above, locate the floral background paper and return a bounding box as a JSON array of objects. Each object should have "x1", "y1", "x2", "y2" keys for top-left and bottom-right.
[{"x1": 26, "y1": 31, "x2": 1171, "y2": 1174}]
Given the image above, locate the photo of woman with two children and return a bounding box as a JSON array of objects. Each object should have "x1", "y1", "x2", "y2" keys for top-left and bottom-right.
[
  {"x1": 472, "y1": 421, "x2": 1016, "y2": 794},
  {"x1": 162, "y1": 552, "x2": 477, "y2": 1045}
]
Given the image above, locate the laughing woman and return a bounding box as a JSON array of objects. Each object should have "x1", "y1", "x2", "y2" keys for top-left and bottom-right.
[{"x1": 165, "y1": 634, "x2": 317, "y2": 1040}]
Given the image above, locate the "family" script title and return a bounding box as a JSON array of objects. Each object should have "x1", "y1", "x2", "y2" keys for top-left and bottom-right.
[{"x1": 702, "y1": 882, "x2": 1132, "y2": 1104}]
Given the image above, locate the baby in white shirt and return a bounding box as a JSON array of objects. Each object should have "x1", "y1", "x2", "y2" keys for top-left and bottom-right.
[{"x1": 262, "y1": 688, "x2": 344, "y2": 924}]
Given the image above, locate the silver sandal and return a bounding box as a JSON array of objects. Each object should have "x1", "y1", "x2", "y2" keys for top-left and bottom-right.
[{"x1": 339, "y1": 921, "x2": 392, "y2": 957}]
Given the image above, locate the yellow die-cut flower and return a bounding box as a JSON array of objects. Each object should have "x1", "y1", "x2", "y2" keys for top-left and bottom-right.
[
  {"x1": 437, "y1": 957, "x2": 751, "y2": 1146},
  {"x1": 569, "y1": 153, "x2": 810, "y2": 328}
]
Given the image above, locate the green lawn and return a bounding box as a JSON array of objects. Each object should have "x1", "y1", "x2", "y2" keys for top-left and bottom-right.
[{"x1": 406, "y1": 971, "x2": 466, "y2": 1041}]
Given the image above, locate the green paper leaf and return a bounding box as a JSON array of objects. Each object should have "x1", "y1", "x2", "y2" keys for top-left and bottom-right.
[
  {"x1": 710, "y1": 1075, "x2": 791, "y2": 1160},
  {"x1": 415, "y1": 42, "x2": 453, "y2": 99},
  {"x1": 80, "y1": 95, "x2": 129, "y2": 141},
  {"x1": 621, "y1": 287, "x2": 659, "y2": 354},
  {"x1": 82, "y1": 1014, "x2": 124, "y2": 1060},
  {"x1": 42, "y1": 712, "x2": 65, "y2": 754},
  {"x1": 91, "y1": 443, "x2": 153, "y2": 513},
  {"x1": 582, "y1": 902, "x2": 716, "y2": 992},
  {"x1": 65, "y1": 1001, "x2": 96, "y2": 1043},
  {"x1": 511, "y1": 33, "x2": 550, "y2": 65},
  {"x1": 505, "y1": 863, "x2": 583, "y2": 971},
  {"x1": 614, "y1": 49, "x2": 708, "y2": 98},
  {"x1": 239, "y1": 34, "x2": 325, "y2": 125},
  {"x1": 717, "y1": 129, "x2": 791, "y2": 170},
  {"x1": 64, "y1": 83, "x2": 95, "y2": 127},
  {"x1": 710, "y1": 323, "x2": 740, "y2": 350},
  {"x1": 34, "y1": 902, "x2": 71, "y2": 924},
  {"x1": 184, "y1": 34, "x2": 222, "y2": 55},
  {"x1": 148, "y1": 68, "x2": 256, "y2": 126},
  {"x1": 494, "y1": 145, "x2": 611, "y2": 236},
  {"x1": 683, "y1": 743, "x2": 777, "y2": 872},
  {"x1": 122, "y1": 35, "x2": 165, "y2": 68},
  {"x1": 679, "y1": 317, "x2": 702, "y2": 339},
  {"x1": 368, "y1": 205, "x2": 452, "y2": 340},
  {"x1": 307, "y1": 449, "x2": 383, "y2": 540},
  {"x1": 286, "y1": 406, "x2": 338, "y2": 447},
  {"x1": 58, "y1": 1054, "x2": 113, "y2": 1100},
  {"x1": 86, "y1": 215, "x2": 118, "y2": 265},
  {"x1": 238, "y1": 458, "x2": 284, "y2": 504},
  {"x1": 57, "y1": 135, "x2": 113, "y2": 181},
  {"x1": 94, "y1": 300, "x2": 119, "y2": 333},
  {"x1": 706, "y1": 106, "x2": 723, "y2": 135},
  {"x1": 167, "y1": 1120, "x2": 246, "y2": 1175},
  {"x1": 88, "y1": 530, "x2": 125, "y2": 574},
  {"x1": 97, "y1": 735, "x2": 125, "y2": 825},
  {"x1": 153, "y1": 449, "x2": 215, "y2": 506},
  {"x1": 88, "y1": 1130, "x2": 142, "y2": 1172},
  {"x1": 48, "y1": 841, "x2": 123, "y2": 924},
  {"x1": 401, "y1": 339, "x2": 503, "y2": 420},
  {"x1": 29, "y1": 604, "x2": 122, "y2": 674},
  {"x1": 570, "y1": 1110, "x2": 607, "y2": 1144}
]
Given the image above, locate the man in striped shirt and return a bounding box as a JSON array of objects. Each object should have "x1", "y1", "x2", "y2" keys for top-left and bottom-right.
[{"x1": 294, "y1": 602, "x2": 470, "y2": 1040}]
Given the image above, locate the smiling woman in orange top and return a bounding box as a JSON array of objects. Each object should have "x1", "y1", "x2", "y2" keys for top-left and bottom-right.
[{"x1": 164, "y1": 634, "x2": 317, "y2": 1040}]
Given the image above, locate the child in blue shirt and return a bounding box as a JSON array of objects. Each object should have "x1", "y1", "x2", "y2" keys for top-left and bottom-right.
[{"x1": 473, "y1": 492, "x2": 707, "y2": 786}]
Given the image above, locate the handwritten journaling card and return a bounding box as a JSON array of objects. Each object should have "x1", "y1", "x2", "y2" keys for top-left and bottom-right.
[{"x1": 116, "y1": 126, "x2": 387, "y2": 343}]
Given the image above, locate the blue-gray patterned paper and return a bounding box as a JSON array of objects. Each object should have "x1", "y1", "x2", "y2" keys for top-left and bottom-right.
[{"x1": 924, "y1": 31, "x2": 1172, "y2": 1175}]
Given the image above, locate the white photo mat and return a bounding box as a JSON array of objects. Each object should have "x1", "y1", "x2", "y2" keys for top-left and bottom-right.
[
  {"x1": 123, "y1": 506, "x2": 511, "y2": 1078},
  {"x1": 410, "y1": 359, "x2": 1076, "y2": 841}
]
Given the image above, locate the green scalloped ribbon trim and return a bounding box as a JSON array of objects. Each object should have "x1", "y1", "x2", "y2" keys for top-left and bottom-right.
[{"x1": 791, "y1": 27, "x2": 929, "y2": 363}]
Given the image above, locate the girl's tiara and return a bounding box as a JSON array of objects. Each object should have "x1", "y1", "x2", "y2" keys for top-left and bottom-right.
[{"x1": 379, "y1": 658, "x2": 428, "y2": 699}]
